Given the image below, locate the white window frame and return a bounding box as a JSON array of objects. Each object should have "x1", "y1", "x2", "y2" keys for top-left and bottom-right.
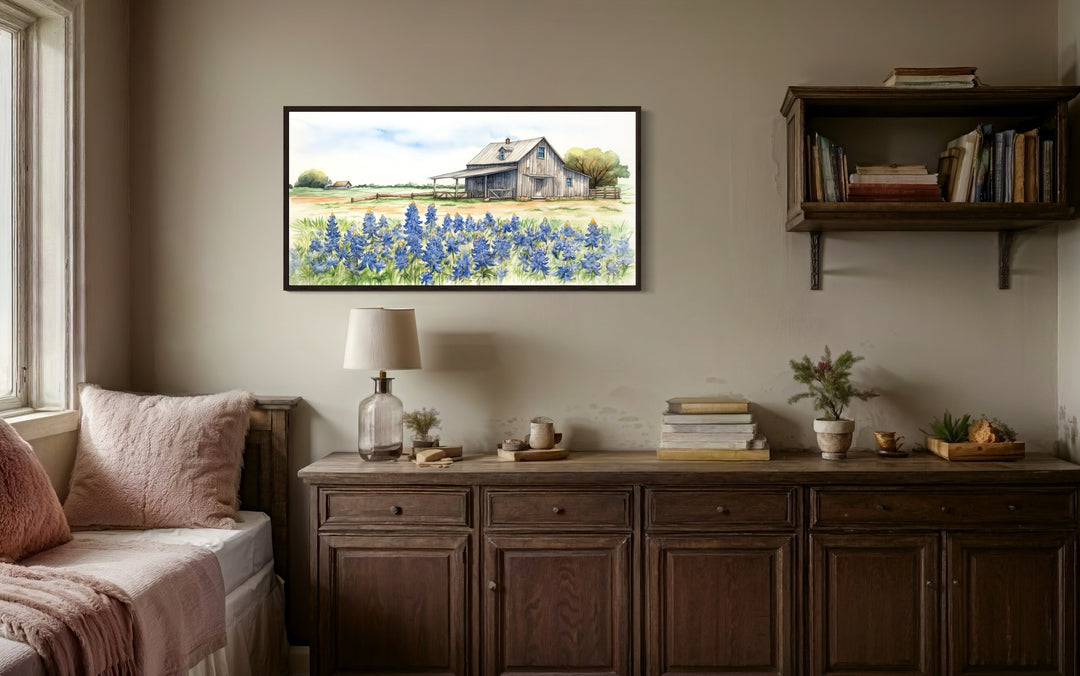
[{"x1": 0, "y1": 0, "x2": 82, "y2": 422}]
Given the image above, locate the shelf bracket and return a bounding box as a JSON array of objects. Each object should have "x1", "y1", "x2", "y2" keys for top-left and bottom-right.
[
  {"x1": 998, "y1": 231, "x2": 1013, "y2": 290},
  {"x1": 810, "y1": 231, "x2": 822, "y2": 290}
]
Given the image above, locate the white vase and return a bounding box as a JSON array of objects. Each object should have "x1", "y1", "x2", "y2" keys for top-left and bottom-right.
[{"x1": 814, "y1": 418, "x2": 855, "y2": 460}]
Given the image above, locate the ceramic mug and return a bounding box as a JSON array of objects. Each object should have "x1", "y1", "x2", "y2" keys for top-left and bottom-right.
[
  {"x1": 874, "y1": 431, "x2": 905, "y2": 452},
  {"x1": 529, "y1": 416, "x2": 555, "y2": 450}
]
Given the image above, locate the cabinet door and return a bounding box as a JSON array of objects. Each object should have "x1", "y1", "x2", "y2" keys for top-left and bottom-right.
[
  {"x1": 316, "y1": 533, "x2": 468, "y2": 676},
  {"x1": 646, "y1": 533, "x2": 794, "y2": 676},
  {"x1": 947, "y1": 532, "x2": 1076, "y2": 676},
  {"x1": 810, "y1": 533, "x2": 939, "y2": 676},
  {"x1": 483, "y1": 533, "x2": 631, "y2": 676}
]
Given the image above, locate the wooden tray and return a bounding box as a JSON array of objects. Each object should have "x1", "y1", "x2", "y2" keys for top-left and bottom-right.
[
  {"x1": 926, "y1": 436, "x2": 1025, "y2": 461},
  {"x1": 496, "y1": 447, "x2": 569, "y2": 461}
]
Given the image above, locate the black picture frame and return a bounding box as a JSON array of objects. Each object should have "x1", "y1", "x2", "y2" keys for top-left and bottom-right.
[{"x1": 284, "y1": 106, "x2": 641, "y2": 291}]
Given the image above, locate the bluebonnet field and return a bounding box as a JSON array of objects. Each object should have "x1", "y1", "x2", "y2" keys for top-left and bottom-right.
[{"x1": 289, "y1": 203, "x2": 635, "y2": 286}]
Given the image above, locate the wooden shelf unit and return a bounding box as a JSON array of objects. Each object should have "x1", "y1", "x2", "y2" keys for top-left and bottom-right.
[{"x1": 781, "y1": 85, "x2": 1080, "y2": 288}]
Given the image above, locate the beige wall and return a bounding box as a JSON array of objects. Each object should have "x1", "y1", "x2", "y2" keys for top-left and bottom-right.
[
  {"x1": 1060, "y1": 0, "x2": 1080, "y2": 462},
  {"x1": 83, "y1": 0, "x2": 130, "y2": 389},
  {"x1": 126, "y1": 0, "x2": 1062, "y2": 640}
]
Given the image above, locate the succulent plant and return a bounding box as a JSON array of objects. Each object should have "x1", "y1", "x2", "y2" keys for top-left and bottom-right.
[{"x1": 921, "y1": 410, "x2": 972, "y2": 443}]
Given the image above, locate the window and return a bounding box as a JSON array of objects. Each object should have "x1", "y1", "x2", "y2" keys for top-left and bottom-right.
[
  {"x1": 538, "y1": 145, "x2": 545, "y2": 159},
  {"x1": 498, "y1": 148, "x2": 505, "y2": 160},
  {"x1": 0, "y1": 0, "x2": 81, "y2": 415},
  {"x1": 566, "y1": 177, "x2": 572, "y2": 188}
]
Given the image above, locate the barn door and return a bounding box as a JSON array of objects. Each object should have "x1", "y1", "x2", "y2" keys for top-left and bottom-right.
[{"x1": 533, "y1": 177, "x2": 545, "y2": 198}]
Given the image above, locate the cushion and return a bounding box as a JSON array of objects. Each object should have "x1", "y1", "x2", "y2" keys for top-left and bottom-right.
[
  {"x1": 63, "y1": 385, "x2": 255, "y2": 530},
  {"x1": 0, "y1": 417, "x2": 72, "y2": 561}
]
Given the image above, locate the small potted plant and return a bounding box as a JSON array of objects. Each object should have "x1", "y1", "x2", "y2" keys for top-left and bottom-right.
[
  {"x1": 788, "y1": 346, "x2": 878, "y2": 460},
  {"x1": 403, "y1": 407, "x2": 441, "y2": 448},
  {"x1": 922, "y1": 411, "x2": 1024, "y2": 461}
]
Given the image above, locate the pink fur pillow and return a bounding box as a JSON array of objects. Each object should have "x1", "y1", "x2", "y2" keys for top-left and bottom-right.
[
  {"x1": 63, "y1": 385, "x2": 255, "y2": 530},
  {"x1": 0, "y1": 417, "x2": 72, "y2": 561}
]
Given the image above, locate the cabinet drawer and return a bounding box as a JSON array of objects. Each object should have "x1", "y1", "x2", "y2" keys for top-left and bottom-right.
[
  {"x1": 647, "y1": 488, "x2": 797, "y2": 530},
  {"x1": 485, "y1": 489, "x2": 632, "y2": 529},
  {"x1": 320, "y1": 487, "x2": 471, "y2": 527},
  {"x1": 812, "y1": 487, "x2": 1077, "y2": 529}
]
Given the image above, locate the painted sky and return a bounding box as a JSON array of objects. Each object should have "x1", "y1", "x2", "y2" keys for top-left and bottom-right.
[{"x1": 288, "y1": 110, "x2": 637, "y2": 186}]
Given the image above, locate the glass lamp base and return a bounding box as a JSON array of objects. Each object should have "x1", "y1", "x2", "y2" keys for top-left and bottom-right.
[{"x1": 359, "y1": 443, "x2": 404, "y2": 462}]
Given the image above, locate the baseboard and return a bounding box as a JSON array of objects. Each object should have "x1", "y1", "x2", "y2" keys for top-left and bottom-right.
[{"x1": 289, "y1": 646, "x2": 309, "y2": 676}]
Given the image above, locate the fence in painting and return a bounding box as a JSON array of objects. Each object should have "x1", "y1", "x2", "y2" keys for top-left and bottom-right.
[{"x1": 589, "y1": 187, "x2": 621, "y2": 199}]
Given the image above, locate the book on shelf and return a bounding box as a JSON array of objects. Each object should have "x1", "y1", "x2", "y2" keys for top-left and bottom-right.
[
  {"x1": 659, "y1": 437, "x2": 763, "y2": 450},
  {"x1": 660, "y1": 421, "x2": 755, "y2": 433},
  {"x1": 661, "y1": 412, "x2": 754, "y2": 425},
  {"x1": 660, "y1": 429, "x2": 757, "y2": 443},
  {"x1": 656, "y1": 443, "x2": 771, "y2": 461},
  {"x1": 855, "y1": 163, "x2": 928, "y2": 175},
  {"x1": 1041, "y1": 138, "x2": 1055, "y2": 202},
  {"x1": 1002, "y1": 130, "x2": 1016, "y2": 202},
  {"x1": 1012, "y1": 132, "x2": 1026, "y2": 203},
  {"x1": 971, "y1": 123, "x2": 993, "y2": 202},
  {"x1": 806, "y1": 133, "x2": 848, "y2": 202},
  {"x1": 666, "y1": 398, "x2": 750, "y2": 414},
  {"x1": 883, "y1": 66, "x2": 978, "y2": 88},
  {"x1": 847, "y1": 183, "x2": 944, "y2": 202},
  {"x1": 1023, "y1": 129, "x2": 1039, "y2": 203},
  {"x1": 992, "y1": 131, "x2": 1006, "y2": 202},
  {"x1": 849, "y1": 173, "x2": 938, "y2": 185},
  {"x1": 944, "y1": 127, "x2": 981, "y2": 203}
]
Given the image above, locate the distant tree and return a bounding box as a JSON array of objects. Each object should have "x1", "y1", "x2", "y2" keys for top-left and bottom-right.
[
  {"x1": 295, "y1": 168, "x2": 329, "y2": 188},
  {"x1": 564, "y1": 147, "x2": 630, "y2": 188}
]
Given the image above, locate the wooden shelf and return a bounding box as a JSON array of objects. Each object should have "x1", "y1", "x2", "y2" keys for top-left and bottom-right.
[
  {"x1": 782, "y1": 85, "x2": 1080, "y2": 289},
  {"x1": 788, "y1": 201, "x2": 1075, "y2": 232}
]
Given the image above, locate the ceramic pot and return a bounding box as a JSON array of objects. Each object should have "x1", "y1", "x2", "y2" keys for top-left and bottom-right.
[
  {"x1": 411, "y1": 436, "x2": 437, "y2": 449},
  {"x1": 814, "y1": 418, "x2": 855, "y2": 460}
]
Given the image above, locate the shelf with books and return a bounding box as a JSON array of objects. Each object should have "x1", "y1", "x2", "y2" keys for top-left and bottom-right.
[{"x1": 782, "y1": 85, "x2": 1080, "y2": 289}]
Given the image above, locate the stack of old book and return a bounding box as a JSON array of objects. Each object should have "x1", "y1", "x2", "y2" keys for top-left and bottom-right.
[
  {"x1": 847, "y1": 163, "x2": 944, "y2": 202},
  {"x1": 883, "y1": 66, "x2": 980, "y2": 88},
  {"x1": 658, "y1": 398, "x2": 770, "y2": 460}
]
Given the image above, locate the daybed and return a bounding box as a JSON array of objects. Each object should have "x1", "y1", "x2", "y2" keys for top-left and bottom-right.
[{"x1": 0, "y1": 388, "x2": 297, "y2": 676}]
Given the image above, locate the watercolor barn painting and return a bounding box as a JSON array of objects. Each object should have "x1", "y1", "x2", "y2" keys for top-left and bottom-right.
[{"x1": 284, "y1": 107, "x2": 640, "y2": 290}]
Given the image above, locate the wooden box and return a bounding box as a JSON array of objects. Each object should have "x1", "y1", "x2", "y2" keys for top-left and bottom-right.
[{"x1": 926, "y1": 436, "x2": 1025, "y2": 461}]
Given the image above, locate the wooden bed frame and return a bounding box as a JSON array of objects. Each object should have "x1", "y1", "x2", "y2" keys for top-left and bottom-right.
[{"x1": 238, "y1": 396, "x2": 300, "y2": 590}]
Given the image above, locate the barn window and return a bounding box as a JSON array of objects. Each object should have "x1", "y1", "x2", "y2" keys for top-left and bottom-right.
[
  {"x1": 498, "y1": 149, "x2": 505, "y2": 160},
  {"x1": 538, "y1": 145, "x2": 545, "y2": 159},
  {"x1": 566, "y1": 177, "x2": 572, "y2": 187}
]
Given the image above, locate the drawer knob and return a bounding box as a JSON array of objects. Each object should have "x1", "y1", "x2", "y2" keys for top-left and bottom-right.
[
  {"x1": 716, "y1": 506, "x2": 727, "y2": 514},
  {"x1": 876, "y1": 504, "x2": 886, "y2": 511},
  {"x1": 940, "y1": 506, "x2": 951, "y2": 513},
  {"x1": 389, "y1": 505, "x2": 402, "y2": 515},
  {"x1": 926, "y1": 579, "x2": 933, "y2": 587},
  {"x1": 953, "y1": 579, "x2": 960, "y2": 586},
  {"x1": 488, "y1": 580, "x2": 497, "y2": 591},
  {"x1": 1008, "y1": 504, "x2": 1018, "y2": 511},
  {"x1": 552, "y1": 507, "x2": 563, "y2": 514}
]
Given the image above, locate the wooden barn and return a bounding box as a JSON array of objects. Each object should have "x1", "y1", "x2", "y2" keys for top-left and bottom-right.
[{"x1": 431, "y1": 137, "x2": 591, "y2": 200}]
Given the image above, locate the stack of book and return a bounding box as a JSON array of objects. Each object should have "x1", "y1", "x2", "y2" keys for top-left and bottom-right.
[
  {"x1": 658, "y1": 398, "x2": 770, "y2": 460},
  {"x1": 938, "y1": 125, "x2": 1055, "y2": 203},
  {"x1": 883, "y1": 66, "x2": 979, "y2": 88},
  {"x1": 848, "y1": 163, "x2": 944, "y2": 202},
  {"x1": 804, "y1": 132, "x2": 848, "y2": 202}
]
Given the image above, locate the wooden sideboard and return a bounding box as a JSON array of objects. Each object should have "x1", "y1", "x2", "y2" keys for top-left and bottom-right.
[{"x1": 298, "y1": 450, "x2": 1080, "y2": 676}]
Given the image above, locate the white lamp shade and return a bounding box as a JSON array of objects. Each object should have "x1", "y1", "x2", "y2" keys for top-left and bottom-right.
[{"x1": 343, "y1": 308, "x2": 422, "y2": 371}]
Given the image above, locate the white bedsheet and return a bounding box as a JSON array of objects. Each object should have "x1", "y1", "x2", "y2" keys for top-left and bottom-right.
[
  {"x1": 0, "y1": 512, "x2": 283, "y2": 676},
  {"x1": 71, "y1": 510, "x2": 272, "y2": 596}
]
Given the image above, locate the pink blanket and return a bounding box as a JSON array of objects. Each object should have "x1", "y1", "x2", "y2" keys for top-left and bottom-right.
[{"x1": 3, "y1": 539, "x2": 226, "y2": 676}]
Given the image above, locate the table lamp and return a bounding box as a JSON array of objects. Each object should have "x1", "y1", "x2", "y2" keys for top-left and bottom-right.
[{"x1": 343, "y1": 308, "x2": 422, "y2": 461}]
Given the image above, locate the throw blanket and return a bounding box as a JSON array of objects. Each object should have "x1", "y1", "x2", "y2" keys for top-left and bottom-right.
[
  {"x1": 1, "y1": 539, "x2": 226, "y2": 676},
  {"x1": 0, "y1": 563, "x2": 135, "y2": 675}
]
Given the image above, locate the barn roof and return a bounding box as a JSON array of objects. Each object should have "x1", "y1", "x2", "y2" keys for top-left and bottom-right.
[
  {"x1": 466, "y1": 136, "x2": 564, "y2": 166},
  {"x1": 430, "y1": 165, "x2": 517, "y2": 180},
  {"x1": 329, "y1": 180, "x2": 351, "y2": 187}
]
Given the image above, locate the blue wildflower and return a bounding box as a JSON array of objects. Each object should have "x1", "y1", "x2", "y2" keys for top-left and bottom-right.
[
  {"x1": 527, "y1": 246, "x2": 549, "y2": 276},
  {"x1": 360, "y1": 249, "x2": 385, "y2": 273},
  {"x1": 606, "y1": 260, "x2": 620, "y2": 275},
  {"x1": 452, "y1": 214, "x2": 464, "y2": 232},
  {"x1": 423, "y1": 236, "x2": 446, "y2": 272},
  {"x1": 538, "y1": 220, "x2": 552, "y2": 240},
  {"x1": 497, "y1": 268, "x2": 508, "y2": 281},
  {"x1": 482, "y1": 213, "x2": 496, "y2": 231},
  {"x1": 556, "y1": 264, "x2": 575, "y2": 282},
  {"x1": 584, "y1": 220, "x2": 601, "y2": 248},
  {"x1": 362, "y1": 211, "x2": 377, "y2": 237},
  {"x1": 452, "y1": 253, "x2": 471, "y2": 281},
  {"x1": 463, "y1": 215, "x2": 476, "y2": 232},
  {"x1": 445, "y1": 234, "x2": 461, "y2": 255},
  {"x1": 582, "y1": 250, "x2": 602, "y2": 275},
  {"x1": 419, "y1": 270, "x2": 434, "y2": 285},
  {"x1": 473, "y1": 236, "x2": 494, "y2": 269},
  {"x1": 492, "y1": 236, "x2": 512, "y2": 262},
  {"x1": 393, "y1": 245, "x2": 409, "y2": 271},
  {"x1": 403, "y1": 203, "x2": 422, "y2": 238},
  {"x1": 324, "y1": 214, "x2": 342, "y2": 252},
  {"x1": 424, "y1": 204, "x2": 438, "y2": 225}
]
